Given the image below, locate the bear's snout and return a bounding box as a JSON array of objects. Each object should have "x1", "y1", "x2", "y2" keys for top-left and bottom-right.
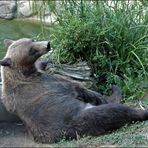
[
  {"x1": 47, "y1": 42, "x2": 50, "y2": 50},
  {"x1": 33, "y1": 41, "x2": 50, "y2": 54}
]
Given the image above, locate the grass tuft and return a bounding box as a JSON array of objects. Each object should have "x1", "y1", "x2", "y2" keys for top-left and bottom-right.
[{"x1": 31, "y1": 0, "x2": 148, "y2": 100}]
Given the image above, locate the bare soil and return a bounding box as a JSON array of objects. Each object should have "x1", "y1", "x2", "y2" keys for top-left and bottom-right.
[{"x1": 0, "y1": 122, "x2": 49, "y2": 147}]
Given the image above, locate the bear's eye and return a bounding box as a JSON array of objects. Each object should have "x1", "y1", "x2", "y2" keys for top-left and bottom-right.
[{"x1": 29, "y1": 48, "x2": 38, "y2": 55}]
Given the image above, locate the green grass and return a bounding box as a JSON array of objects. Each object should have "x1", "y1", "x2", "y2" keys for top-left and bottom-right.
[
  {"x1": 52, "y1": 122, "x2": 148, "y2": 147},
  {"x1": 30, "y1": 0, "x2": 148, "y2": 101},
  {"x1": 45, "y1": 1, "x2": 148, "y2": 101}
]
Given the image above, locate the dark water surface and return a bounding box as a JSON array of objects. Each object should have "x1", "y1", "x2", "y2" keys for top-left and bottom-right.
[{"x1": 0, "y1": 19, "x2": 48, "y2": 59}]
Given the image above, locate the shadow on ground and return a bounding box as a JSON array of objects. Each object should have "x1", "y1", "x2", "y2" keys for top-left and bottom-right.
[{"x1": 0, "y1": 123, "x2": 49, "y2": 147}]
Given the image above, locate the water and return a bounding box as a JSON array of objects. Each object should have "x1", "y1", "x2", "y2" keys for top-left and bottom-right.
[{"x1": 0, "y1": 19, "x2": 49, "y2": 59}]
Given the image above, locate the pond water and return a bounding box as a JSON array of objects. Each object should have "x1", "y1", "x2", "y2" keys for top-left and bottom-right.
[{"x1": 0, "y1": 19, "x2": 49, "y2": 59}]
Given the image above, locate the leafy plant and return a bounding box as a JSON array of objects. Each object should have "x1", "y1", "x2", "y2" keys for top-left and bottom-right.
[{"x1": 31, "y1": 0, "x2": 148, "y2": 100}]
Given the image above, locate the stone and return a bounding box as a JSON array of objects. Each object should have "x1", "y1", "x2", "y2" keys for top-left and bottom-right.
[
  {"x1": 17, "y1": 1, "x2": 33, "y2": 17},
  {"x1": 45, "y1": 61, "x2": 97, "y2": 90},
  {"x1": 0, "y1": 0, "x2": 17, "y2": 19}
]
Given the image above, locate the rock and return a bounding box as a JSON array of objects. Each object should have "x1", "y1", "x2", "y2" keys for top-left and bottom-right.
[
  {"x1": 0, "y1": 0, "x2": 55, "y2": 23},
  {"x1": 17, "y1": 1, "x2": 33, "y2": 18},
  {"x1": 44, "y1": 61, "x2": 97, "y2": 90},
  {"x1": 46, "y1": 62, "x2": 91, "y2": 80},
  {"x1": 0, "y1": 0, "x2": 17, "y2": 19}
]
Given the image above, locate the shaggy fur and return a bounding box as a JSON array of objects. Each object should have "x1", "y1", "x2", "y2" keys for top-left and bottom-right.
[{"x1": 0, "y1": 38, "x2": 148, "y2": 144}]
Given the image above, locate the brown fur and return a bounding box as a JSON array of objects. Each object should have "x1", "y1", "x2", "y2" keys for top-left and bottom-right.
[
  {"x1": 1, "y1": 38, "x2": 148, "y2": 144},
  {"x1": 0, "y1": 83, "x2": 20, "y2": 122}
]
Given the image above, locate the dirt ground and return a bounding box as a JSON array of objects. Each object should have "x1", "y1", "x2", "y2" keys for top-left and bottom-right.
[{"x1": 0, "y1": 122, "x2": 50, "y2": 147}]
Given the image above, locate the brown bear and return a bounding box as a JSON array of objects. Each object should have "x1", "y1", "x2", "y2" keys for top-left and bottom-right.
[
  {"x1": 0, "y1": 58, "x2": 52, "y2": 122},
  {"x1": 0, "y1": 38, "x2": 148, "y2": 144}
]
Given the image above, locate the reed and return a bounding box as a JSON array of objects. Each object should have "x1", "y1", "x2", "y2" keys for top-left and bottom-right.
[{"x1": 31, "y1": 0, "x2": 148, "y2": 100}]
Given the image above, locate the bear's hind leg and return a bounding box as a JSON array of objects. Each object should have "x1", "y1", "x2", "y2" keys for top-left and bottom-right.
[{"x1": 68, "y1": 103, "x2": 148, "y2": 138}]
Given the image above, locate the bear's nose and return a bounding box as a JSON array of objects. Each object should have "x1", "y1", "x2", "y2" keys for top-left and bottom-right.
[{"x1": 47, "y1": 42, "x2": 50, "y2": 50}]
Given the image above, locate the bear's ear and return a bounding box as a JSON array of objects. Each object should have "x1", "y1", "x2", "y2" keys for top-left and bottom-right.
[
  {"x1": 0, "y1": 58, "x2": 12, "y2": 67},
  {"x1": 4, "y1": 39, "x2": 14, "y2": 47}
]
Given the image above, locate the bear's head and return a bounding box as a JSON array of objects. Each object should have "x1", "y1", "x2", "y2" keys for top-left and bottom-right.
[{"x1": 0, "y1": 38, "x2": 50, "y2": 69}]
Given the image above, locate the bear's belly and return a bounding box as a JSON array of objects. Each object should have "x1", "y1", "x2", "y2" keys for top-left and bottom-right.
[{"x1": 83, "y1": 103, "x2": 95, "y2": 110}]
